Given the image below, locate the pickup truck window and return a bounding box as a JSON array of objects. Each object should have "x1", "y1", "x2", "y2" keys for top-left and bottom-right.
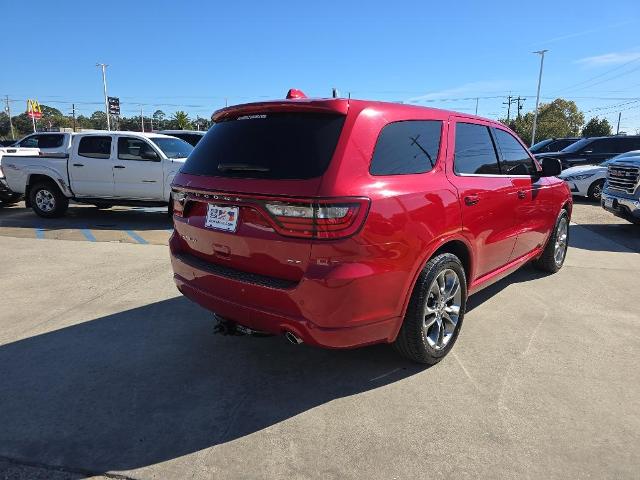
[
  {"x1": 37, "y1": 134, "x2": 65, "y2": 149},
  {"x1": 17, "y1": 136, "x2": 38, "y2": 148},
  {"x1": 493, "y1": 129, "x2": 536, "y2": 176},
  {"x1": 118, "y1": 137, "x2": 159, "y2": 161},
  {"x1": 454, "y1": 123, "x2": 501, "y2": 175},
  {"x1": 78, "y1": 136, "x2": 112, "y2": 159},
  {"x1": 18, "y1": 134, "x2": 64, "y2": 148},
  {"x1": 150, "y1": 137, "x2": 194, "y2": 159}
]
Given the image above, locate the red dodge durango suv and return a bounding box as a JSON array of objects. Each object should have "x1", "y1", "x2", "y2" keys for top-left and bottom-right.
[{"x1": 169, "y1": 94, "x2": 571, "y2": 364}]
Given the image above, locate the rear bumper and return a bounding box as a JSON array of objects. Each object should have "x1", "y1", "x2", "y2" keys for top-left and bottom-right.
[
  {"x1": 601, "y1": 192, "x2": 640, "y2": 219},
  {"x1": 170, "y1": 239, "x2": 403, "y2": 349}
]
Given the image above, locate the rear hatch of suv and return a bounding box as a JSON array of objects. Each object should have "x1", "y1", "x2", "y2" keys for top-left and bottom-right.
[{"x1": 170, "y1": 101, "x2": 367, "y2": 287}]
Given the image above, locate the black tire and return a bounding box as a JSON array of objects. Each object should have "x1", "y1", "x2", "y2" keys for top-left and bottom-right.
[
  {"x1": 587, "y1": 179, "x2": 605, "y2": 202},
  {"x1": 29, "y1": 181, "x2": 69, "y2": 218},
  {"x1": 533, "y1": 209, "x2": 569, "y2": 273},
  {"x1": 393, "y1": 253, "x2": 467, "y2": 365}
]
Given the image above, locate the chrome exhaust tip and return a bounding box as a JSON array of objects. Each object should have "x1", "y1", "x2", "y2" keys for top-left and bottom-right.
[{"x1": 285, "y1": 331, "x2": 303, "y2": 345}]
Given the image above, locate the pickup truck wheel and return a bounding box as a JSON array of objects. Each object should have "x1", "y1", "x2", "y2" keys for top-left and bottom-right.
[
  {"x1": 30, "y1": 182, "x2": 69, "y2": 218},
  {"x1": 587, "y1": 179, "x2": 605, "y2": 202},
  {"x1": 393, "y1": 253, "x2": 467, "y2": 365},
  {"x1": 534, "y1": 209, "x2": 569, "y2": 273}
]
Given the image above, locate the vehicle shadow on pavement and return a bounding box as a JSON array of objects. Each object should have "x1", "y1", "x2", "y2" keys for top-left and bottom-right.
[
  {"x1": 0, "y1": 297, "x2": 425, "y2": 474},
  {"x1": 569, "y1": 223, "x2": 639, "y2": 253},
  {"x1": 0, "y1": 203, "x2": 172, "y2": 232},
  {"x1": 466, "y1": 264, "x2": 550, "y2": 312}
]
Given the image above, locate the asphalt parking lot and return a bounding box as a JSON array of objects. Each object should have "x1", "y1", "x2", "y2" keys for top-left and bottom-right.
[{"x1": 0, "y1": 200, "x2": 638, "y2": 479}]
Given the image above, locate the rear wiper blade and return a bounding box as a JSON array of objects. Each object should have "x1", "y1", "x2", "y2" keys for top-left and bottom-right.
[{"x1": 217, "y1": 163, "x2": 270, "y2": 172}]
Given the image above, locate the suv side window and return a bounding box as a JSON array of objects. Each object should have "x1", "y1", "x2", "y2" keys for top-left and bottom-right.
[
  {"x1": 493, "y1": 128, "x2": 536, "y2": 175},
  {"x1": 118, "y1": 137, "x2": 158, "y2": 161},
  {"x1": 454, "y1": 123, "x2": 500, "y2": 175},
  {"x1": 587, "y1": 139, "x2": 615, "y2": 154},
  {"x1": 370, "y1": 120, "x2": 442, "y2": 175},
  {"x1": 78, "y1": 136, "x2": 112, "y2": 159},
  {"x1": 620, "y1": 137, "x2": 640, "y2": 152}
]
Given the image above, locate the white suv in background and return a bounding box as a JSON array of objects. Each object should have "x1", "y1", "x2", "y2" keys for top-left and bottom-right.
[{"x1": 559, "y1": 151, "x2": 640, "y2": 201}]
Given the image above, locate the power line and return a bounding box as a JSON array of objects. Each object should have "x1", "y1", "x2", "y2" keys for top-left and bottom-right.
[{"x1": 551, "y1": 56, "x2": 640, "y2": 94}]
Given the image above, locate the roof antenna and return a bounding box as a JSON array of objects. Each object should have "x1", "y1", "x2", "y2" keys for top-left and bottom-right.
[
  {"x1": 348, "y1": 91, "x2": 351, "y2": 107},
  {"x1": 332, "y1": 87, "x2": 338, "y2": 98}
]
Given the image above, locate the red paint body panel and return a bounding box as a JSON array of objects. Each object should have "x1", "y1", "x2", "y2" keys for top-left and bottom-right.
[{"x1": 170, "y1": 97, "x2": 571, "y2": 349}]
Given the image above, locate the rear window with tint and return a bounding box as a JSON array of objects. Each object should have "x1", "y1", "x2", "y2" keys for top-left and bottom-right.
[
  {"x1": 180, "y1": 113, "x2": 345, "y2": 179},
  {"x1": 370, "y1": 120, "x2": 442, "y2": 175}
]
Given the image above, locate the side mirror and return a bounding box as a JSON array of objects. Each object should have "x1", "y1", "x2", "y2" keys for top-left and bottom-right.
[
  {"x1": 540, "y1": 157, "x2": 562, "y2": 177},
  {"x1": 141, "y1": 150, "x2": 159, "y2": 161}
]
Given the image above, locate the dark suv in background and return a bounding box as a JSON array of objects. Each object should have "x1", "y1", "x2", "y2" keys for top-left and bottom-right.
[
  {"x1": 536, "y1": 135, "x2": 640, "y2": 169},
  {"x1": 529, "y1": 137, "x2": 580, "y2": 154}
]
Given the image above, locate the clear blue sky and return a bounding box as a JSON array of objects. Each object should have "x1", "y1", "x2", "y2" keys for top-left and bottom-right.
[{"x1": 2, "y1": 0, "x2": 640, "y2": 132}]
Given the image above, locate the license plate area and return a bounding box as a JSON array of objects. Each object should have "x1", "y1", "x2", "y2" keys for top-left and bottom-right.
[
  {"x1": 205, "y1": 204, "x2": 239, "y2": 232},
  {"x1": 604, "y1": 197, "x2": 614, "y2": 209}
]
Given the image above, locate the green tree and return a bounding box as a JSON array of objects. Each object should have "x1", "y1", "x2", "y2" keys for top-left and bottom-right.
[
  {"x1": 89, "y1": 111, "x2": 108, "y2": 130},
  {"x1": 11, "y1": 113, "x2": 33, "y2": 136},
  {"x1": 502, "y1": 98, "x2": 585, "y2": 146},
  {"x1": 193, "y1": 116, "x2": 211, "y2": 131},
  {"x1": 152, "y1": 109, "x2": 166, "y2": 129},
  {"x1": 171, "y1": 111, "x2": 192, "y2": 130},
  {"x1": 582, "y1": 117, "x2": 612, "y2": 137},
  {"x1": 0, "y1": 112, "x2": 11, "y2": 138}
]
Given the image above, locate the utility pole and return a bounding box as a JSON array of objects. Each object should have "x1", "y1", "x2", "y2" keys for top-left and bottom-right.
[
  {"x1": 503, "y1": 95, "x2": 513, "y2": 122},
  {"x1": 71, "y1": 103, "x2": 76, "y2": 132},
  {"x1": 515, "y1": 96, "x2": 525, "y2": 119},
  {"x1": 531, "y1": 49, "x2": 548, "y2": 146},
  {"x1": 475, "y1": 97, "x2": 479, "y2": 115},
  {"x1": 140, "y1": 105, "x2": 144, "y2": 132},
  {"x1": 96, "y1": 63, "x2": 111, "y2": 131},
  {"x1": 4, "y1": 95, "x2": 15, "y2": 140},
  {"x1": 616, "y1": 112, "x2": 621, "y2": 135}
]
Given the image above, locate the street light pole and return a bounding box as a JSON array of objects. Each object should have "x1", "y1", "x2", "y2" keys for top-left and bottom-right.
[
  {"x1": 531, "y1": 49, "x2": 548, "y2": 146},
  {"x1": 96, "y1": 63, "x2": 111, "y2": 131}
]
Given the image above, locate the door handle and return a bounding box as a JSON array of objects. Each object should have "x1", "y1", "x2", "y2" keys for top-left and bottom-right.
[
  {"x1": 464, "y1": 195, "x2": 479, "y2": 206},
  {"x1": 72, "y1": 163, "x2": 84, "y2": 167},
  {"x1": 114, "y1": 165, "x2": 126, "y2": 169},
  {"x1": 517, "y1": 190, "x2": 526, "y2": 199}
]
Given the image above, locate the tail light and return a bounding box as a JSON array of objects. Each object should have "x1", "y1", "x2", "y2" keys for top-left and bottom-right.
[{"x1": 264, "y1": 198, "x2": 369, "y2": 239}]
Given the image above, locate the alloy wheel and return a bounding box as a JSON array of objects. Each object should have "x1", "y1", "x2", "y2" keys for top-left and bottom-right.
[
  {"x1": 554, "y1": 217, "x2": 568, "y2": 266},
  {"x1": 35, "y1": 189, "x2": 56, "y2": 213},
  {"x1": 423, "y1": 268, "x2": 462, "y2": 350}
]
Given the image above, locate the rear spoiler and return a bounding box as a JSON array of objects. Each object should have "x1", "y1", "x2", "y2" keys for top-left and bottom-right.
[{"x1": 211, "y1": 99, "x2": 350, "y2": 122}]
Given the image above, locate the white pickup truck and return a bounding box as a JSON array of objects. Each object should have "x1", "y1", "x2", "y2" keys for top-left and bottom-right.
[{"x1": 1, "y1": 131, "x2": 193, "y2": 217}]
